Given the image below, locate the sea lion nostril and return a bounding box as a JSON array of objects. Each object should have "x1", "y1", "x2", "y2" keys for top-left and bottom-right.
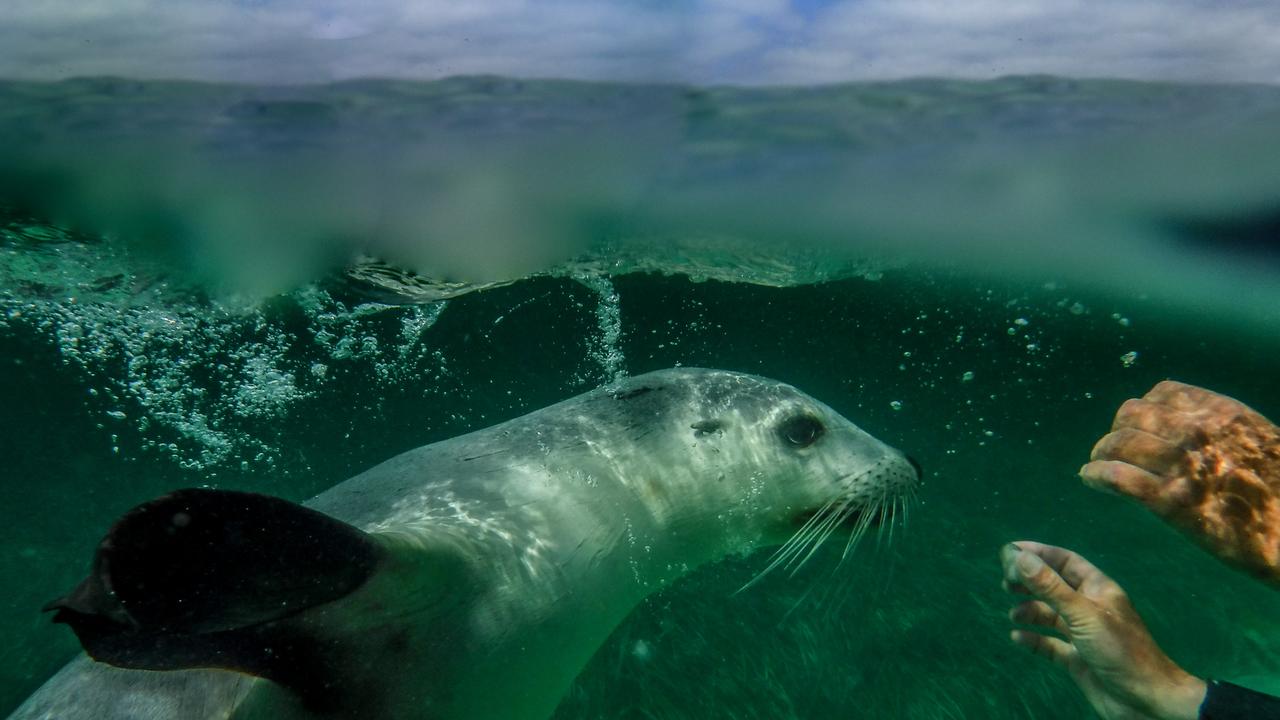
[{"x1": 906, "y1": 455, "x2": 923, "y2": 478}]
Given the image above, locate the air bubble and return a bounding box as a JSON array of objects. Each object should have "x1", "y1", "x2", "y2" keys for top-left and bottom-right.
[{"x1": 575, "y1": 274, "x2": 626, "y2": 384}]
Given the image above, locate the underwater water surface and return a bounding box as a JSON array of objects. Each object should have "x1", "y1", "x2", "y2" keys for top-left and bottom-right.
[{"x1": 2, "y1": 77, "x2": 1280, "y2": 719}]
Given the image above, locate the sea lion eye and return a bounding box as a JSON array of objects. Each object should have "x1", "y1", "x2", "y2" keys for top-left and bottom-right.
[{"x1": 778, "y1": 414, "x2": 824, "y2": 448}]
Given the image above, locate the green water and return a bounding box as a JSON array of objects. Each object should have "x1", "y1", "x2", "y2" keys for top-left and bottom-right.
[
  {"x1": 3, "y1": 260, "x2": 1280, "y2": 717},
  {"x1": 2, "y1": 76, "x2": 1280, "y2": 718}
]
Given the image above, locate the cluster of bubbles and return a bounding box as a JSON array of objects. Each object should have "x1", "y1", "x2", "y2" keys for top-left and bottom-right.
[
  {"x1": 0, "y1": 215, "x2": 452, "y2": 472},
  {"x1": 870, "y1": 280, "x2": 1147, "y2": 456},
  {"x1": 295, "y1": 286, "x2": 449, "y2": 387},
  {"x1": 574, "y1": 274, "x2": 627, "y2": 385},
  {"x1": 0, "y1": 212, "x2": 644, "y2": 474},
  {"x1": 4, "y1": 292, "x2": 314, "y2": 471}
]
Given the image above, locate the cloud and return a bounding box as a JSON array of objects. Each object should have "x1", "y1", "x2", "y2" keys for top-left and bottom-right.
[
  {"x1": 760, "y1": 0, "x2": 1280, "y2": 84},
  {"x1": 0, "y1": 0, "x2": 1277, "y2": 84}
]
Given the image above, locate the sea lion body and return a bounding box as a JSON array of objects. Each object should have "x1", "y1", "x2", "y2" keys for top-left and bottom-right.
[{"x1": 9, "y1": 368, "x2": 918, "y2": 720}]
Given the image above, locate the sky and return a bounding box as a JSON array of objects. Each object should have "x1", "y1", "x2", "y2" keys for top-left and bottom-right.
[{"x1": 2, "y1": 0, "x2": 1279, "y2": 85}]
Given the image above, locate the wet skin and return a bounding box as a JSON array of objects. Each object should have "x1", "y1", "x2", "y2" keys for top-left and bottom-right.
[
  {"x1": 1001, "y1": 542, "x2": 1205, "y2": 720},
  {"x1": 1080, "y1": 380, "x2": 1280, "y2": 583}
]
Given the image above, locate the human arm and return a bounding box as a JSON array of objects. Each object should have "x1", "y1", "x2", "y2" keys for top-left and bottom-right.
[{"x1": 1000, "y1": 541, "x2": 1206, "y2": 720}]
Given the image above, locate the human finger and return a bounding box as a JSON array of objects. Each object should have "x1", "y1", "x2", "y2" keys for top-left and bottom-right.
[
  {"x1": 1001, "y1": 544, "x2": 1025, "y2": 587},
  {"x1": 1010, "y1": 599, "x2": 1069, "y2": 635},
  {"x1": 1111, "y1": 399, "x2": 1198, "y2": 443},
  {"x1": 1005, "y1": 541, "x2": 1106, "y2": 590},
  {"x1": 1010, "y1": 629, "x2": 1076, "y2": 668},
  {"x1": 1001, "y1": 545, "x2": 1091, "y2": 626},
  {"x1": 1090, "y1": 428, "x2": 1184, "y2": 475},
  {"x1": 1002, "y1": 579, "x2": 1032, "y2": 596},
  {"x1": 1145, "y1": 380, "x2": 1242, "y2": 414},
  {"x1": 1080, "y1": 460, "x2": 1164, "y2": 504}
]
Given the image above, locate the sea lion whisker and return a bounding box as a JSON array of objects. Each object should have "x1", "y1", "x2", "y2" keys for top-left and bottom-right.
[
  {"x1": 840, "y1": 501, "x2": 876, "y2": 563},
  {"x1": 824, "y1": 490, "x2": 910, "y2": 617},
  {"x1": 793, "y1": 497, "x2": 852, "y2": 564},
  {"x1": 780, "y1": 516, "x2": 839, "y2": 578},
  {"x1": 887, "y1": 492, "x2": 898, "y2": 547},
  {"x1": 736, "y1": 498, "x2": 840, "y2": 593},
  {"x1": 824, "y1": 555, "x2": 869, "y2": 626},
  {"x1": 772, "y1": 496, "x2": 840, "y2": 563},
  {"x1": 763, "y1": 527, "x2": 823, "y2": 579},
  {"x1": 781, "y1": 487, "x2": 851, "y2": 553},
  {"x1": 840, "y1": 498, "x2": 874, "y2": 562},
  {"x1": 788, "y1": 500, "x2": 854, "y2": 576},
  {"x1": 846, "y1": 503, "x2": 876, "y2": 560},
  {"x1": 872, "y1": 489, "x2": 889, "y2": 550},
  {"x1": 779, "y1": 494, "x2": 841, "y2": 554},
  {"x1": 777, "y1": 488, "x2": 913, "y2": 618},
  {"x1": 781, "y1": 507, "x2": 844, "y2": 579}
]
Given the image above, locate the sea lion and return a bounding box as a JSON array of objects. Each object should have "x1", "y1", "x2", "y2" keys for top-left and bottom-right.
[{"x1": 9, "y1": 368, "x2": 919, "y2": 720}]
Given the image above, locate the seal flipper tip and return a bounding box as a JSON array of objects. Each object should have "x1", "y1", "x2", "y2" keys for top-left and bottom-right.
[{"x1": 45, "y1": 488, "x2": 384, "y2": 711}]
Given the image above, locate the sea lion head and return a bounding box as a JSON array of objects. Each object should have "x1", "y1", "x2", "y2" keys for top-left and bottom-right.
[{"x1": 598, "y1": 368, "x2": 920, "y2": 574}]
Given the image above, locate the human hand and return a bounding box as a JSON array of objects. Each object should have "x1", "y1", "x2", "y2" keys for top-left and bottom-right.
[
  {"x1": 1080, "y1": 380, "x2": 1280, "y2": 582},
  {"x1": 1000, "y1": 542, "x2": 1206, "y2": 720}
]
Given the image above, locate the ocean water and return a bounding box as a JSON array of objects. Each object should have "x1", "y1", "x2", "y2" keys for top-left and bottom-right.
[{"x1": 2, "y1": 76, "x2": 1280, "y2": 718}]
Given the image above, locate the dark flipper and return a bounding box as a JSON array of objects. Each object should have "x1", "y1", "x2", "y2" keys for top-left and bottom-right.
[{"x1": 45, "y1": 488, "x2": 384, "y2": 711}]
